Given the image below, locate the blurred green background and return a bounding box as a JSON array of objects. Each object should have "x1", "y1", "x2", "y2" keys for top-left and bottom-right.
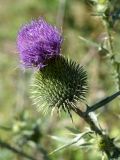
[{"x1": 0, "y1": 0, "x2": 120, "y2": 159}]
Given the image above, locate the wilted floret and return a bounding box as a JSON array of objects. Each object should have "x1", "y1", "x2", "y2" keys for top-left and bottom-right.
[{"x1": 17, "y1": 18, "x2": 63, "y2": 69}]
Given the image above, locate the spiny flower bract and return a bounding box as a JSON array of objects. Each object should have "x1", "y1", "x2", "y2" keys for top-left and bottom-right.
[
  {"x1": 17, "y1": 18, "x2": 63, "y2": 69},
  {"x1": 30, "y1": 56, "x2": 88, "y2": 116}
]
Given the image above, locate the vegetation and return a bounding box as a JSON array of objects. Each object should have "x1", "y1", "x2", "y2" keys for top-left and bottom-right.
[{"x1": 0, "y1": 0, "x2": 120, "y2": 159}]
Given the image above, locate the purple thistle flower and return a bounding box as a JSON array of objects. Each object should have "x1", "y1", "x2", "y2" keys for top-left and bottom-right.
[{"x1": 17, "y1": 18, "x2": 63, "y2": 69}]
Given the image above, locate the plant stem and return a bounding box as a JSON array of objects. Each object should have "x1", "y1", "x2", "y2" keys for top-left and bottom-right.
[
  {"x1": 105, "y1": 23, "x2": 114, "y2": 56},
  {"x1": 104, "y1": 20, "x2": 120, "y2": 90},
  {"x1": 0, "y1": 139, "x2": 37, "y2": 160},
  {"x1": 86, "y1": 91, "x2": 120, "y2": 114},
  {"x1": 71, "y1": 107, "x2": 103, "y2": 136},
  {"x1": 71, "y1": 106, "x2": 120, "y2": 159},
  {"x1": 71, "y1": 90, "x2": 120, "y2": 159}
]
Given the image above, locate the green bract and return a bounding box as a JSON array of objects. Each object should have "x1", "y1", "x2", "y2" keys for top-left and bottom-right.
[{"x1": 30, "y1": 56, "x2": 88, "y2": 115}]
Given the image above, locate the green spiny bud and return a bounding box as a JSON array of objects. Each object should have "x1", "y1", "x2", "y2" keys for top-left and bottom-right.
[{"x1": 30, "y1": 56, "x2": 88, "y2": 116}]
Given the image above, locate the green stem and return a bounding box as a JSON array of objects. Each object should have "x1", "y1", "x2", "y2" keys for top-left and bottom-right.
[
  {"x1": 0, "y1": 139, "x2": 37, "y2": 160},
  {"x1": 71, "y1": 107, "x2": 103, "y2": 136},
  {"x1": 71, "y1": 91, "x2": 120, "y2": 159},
  {"x1": 105, "y1": 23, "x2": 114, "y2": 56},
  {"x1": 86, "y1": 91, "x2": 120, "y2": 114},
  {"x1": 72, "y1": 105, "x2": 120, "y2": 159},
  {"x1": 104, "y1": 21, "x2": 120, "y2": 90}
]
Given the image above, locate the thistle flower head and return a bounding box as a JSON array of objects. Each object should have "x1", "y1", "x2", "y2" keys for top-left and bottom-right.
[
  {"x1": 17, "y1": 18, "x2": 63, "y2": 69},
  {"x1": 31, "y1": 56, "x2": 88, "y2": 116}
]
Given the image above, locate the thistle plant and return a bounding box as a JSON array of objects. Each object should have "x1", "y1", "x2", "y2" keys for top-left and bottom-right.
[
  {"x1": 17, "y1": 17, "x2": 120, "y2": 160},
  {"x1": 91, "y1": 0, "x2": 120, "y2": 90}
]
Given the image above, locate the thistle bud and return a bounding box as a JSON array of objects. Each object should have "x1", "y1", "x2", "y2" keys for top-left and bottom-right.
[{"x1": 30, "y1": 56, "x2": 88, "y2": 116}]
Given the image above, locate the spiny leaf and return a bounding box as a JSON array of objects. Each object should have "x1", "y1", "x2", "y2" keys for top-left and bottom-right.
[{"x1": 49, "y1": 131, "x2": 92, "y2": 155}]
